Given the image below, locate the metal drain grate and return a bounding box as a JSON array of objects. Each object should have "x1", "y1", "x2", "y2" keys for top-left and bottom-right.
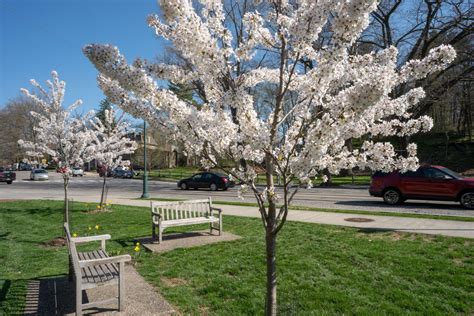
[{"x1": 344, "y1": 217, "x2": 374, "y2": 223}]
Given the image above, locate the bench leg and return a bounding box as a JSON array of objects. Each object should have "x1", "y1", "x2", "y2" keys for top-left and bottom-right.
[
  {"x1": 152, "y1": 222, "x2": 156, "y2": 240},
  {"x1": 219, "y1": 212, "x2": 222, "y2": 236},
  {"x1": 76, "y1": 282, "x2": 82, "y2": 316},
  {"x1": 119, "y1": 261, "x2": 125, "y2": 311},
  {"x1": 68, "y1": 255, "x2": 74, "y2": 282},
  {"x1": 159, "y1": 227, "x2": 163, "y2": 243}
]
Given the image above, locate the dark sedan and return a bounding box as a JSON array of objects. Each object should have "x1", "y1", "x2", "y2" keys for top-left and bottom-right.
[
  {"x1": 177, "y1": 172, "x2": 234, "y2": 191},
  {"x1": 113, "y1": 169, "x2": 135, "y2": 178}
]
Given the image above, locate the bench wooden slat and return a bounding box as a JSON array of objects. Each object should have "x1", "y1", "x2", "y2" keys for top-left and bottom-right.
[
  {"x1": 80, "y1": 252, "x2": 104, "y2": 284},
  {"x1": 90, "y1": 250, "x2": 116, "y2": 283},
  {"x1": 78, "y1": 252, "x2": 96, "y2": 284},
  {"x1": 162, "y1": 216, "x2": 219, "y2": 227}
]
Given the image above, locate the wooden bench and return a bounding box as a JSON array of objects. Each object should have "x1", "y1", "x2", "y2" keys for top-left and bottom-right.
[
  {"x1": 64, "y1": 223, "x2": 131, "y2": 316},
  {"x1": 151, "y1": 198, "x2": 223, "y2": 243}
]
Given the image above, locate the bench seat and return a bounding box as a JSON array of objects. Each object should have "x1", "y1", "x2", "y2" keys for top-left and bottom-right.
[
  {"x1": 77, "y1": 250, "x2": 119, "y2": 289},
  {"x1": 161, "y1": 216, "x2": 219, "y2": 227}
]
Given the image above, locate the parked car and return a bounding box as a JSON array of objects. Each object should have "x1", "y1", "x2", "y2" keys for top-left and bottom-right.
[
  {"x1": 98, "y1": 166, "x2": 113, "y2": 177},
  {"x1": 30, "y1": 169, "x2": 49, "y2": 181},
  {"x1": 369, "y1": 165, "x2": 474, "y2": 209},
  {"x1": 0, "y1": 167, "x2": 16, "y2": 184},
  {"x1": 113, "y1": 169, "x2": 135, "y2": 178},
  {"x1": 19, "y1": 163, "x2": 32, "y2": 171},
  {"x1": 71, "y1": 167, "x2": 84, "y2": 177},
  {"x1": 177, "y1": 172, "x2": 235, "y2": 191}
]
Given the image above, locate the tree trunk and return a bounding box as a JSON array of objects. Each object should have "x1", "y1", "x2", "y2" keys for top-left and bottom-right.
[
  {"x1": 100, "y1": 174, "x2": 107, "y2": 208},
  {"x1": 264, "y1": 153, "x2": 278, "y2": 315},
  {"x1": 265, "y1": 226, "x2": 277, "y2": 316},
  {"x1": 63, "y1": 175, "x2": 69, "y2": 223}
]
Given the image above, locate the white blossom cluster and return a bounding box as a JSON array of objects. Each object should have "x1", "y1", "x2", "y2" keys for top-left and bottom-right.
[
  {"x1": 83, "y1": 0, "x2": 457, "y2": 189},
  {"x1": 18, "y1": 71, "x2": 92, "y2": 176},
  {"x1": 83, "y1": 107, "x2": 138, "y2": 171}
]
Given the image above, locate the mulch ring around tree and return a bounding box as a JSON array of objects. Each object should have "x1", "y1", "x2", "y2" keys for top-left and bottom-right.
[
  {"x1": 344, "y1": 217, "x2": 375, "y2": 223},
  {"x1": 41, "y1": 236, "x2": 67, "y2": 248}
]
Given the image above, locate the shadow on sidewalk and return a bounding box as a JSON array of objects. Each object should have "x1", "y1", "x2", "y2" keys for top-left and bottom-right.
[{"x1": 24, "y1": 276, "x2": 75, "y2": 315}]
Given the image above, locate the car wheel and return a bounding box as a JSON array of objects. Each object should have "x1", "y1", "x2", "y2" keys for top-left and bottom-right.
[
  {"x1": 460, "y1": 191, "x2": 474, "y2": 209},
  {"x1": 6, "y1": 181, "x2": 12, "y2": 185},
  {"x1": 210, "y1": 183, "x2": 218, "y2": 191},
  {"x1": 383, "y1": 188, "x2": 402, "y2": 205},
  {"x1": 180, "y1": 182, "x2": 188, "y2": 190}
]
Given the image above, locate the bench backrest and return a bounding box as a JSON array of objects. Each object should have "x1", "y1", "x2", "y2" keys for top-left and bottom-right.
[
  {"x1": 151, "y1": 198, "x2": 212, "y2": 221},
  {"x1": 64, "y1": 223, "x2": 81, "y2": 276}
]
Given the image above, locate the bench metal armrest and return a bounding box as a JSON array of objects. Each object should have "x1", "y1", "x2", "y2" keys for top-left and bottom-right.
[
  {"x1": 210, "y1": 207, "x2": 222, "y2": 219},
  {"x1": 210, "y1": 207, "x2": 223, "y2": 214},
  {"x1": 79, "y1": 254, "x2": 131, "y2": 268},
  {"x1": 151, "y1": 211, "x2": 163, "y2": 219},
  {"x1": 72, "y1": 234, "x2": 111, "y2": 244}
]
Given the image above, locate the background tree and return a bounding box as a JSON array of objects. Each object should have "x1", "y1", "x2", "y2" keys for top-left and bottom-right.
[
  {"x1": 358, "y1": 0, "x2": 473, "y2": 138},
  {"x1": 84, "y1": 0, "x2": 456, "y2": 314},
  {"x1": 18, "y1": 71, "x2": 92, "y2": 223},
  {"x1": 85, "y1": 107, "x2": 137, "y2": 209},
  {"x1": 0, "y1": 96, "x2": 40, "y2": 164},
  {"x1": 96, "y1": 98, "x2": 115, "y2": 126}
]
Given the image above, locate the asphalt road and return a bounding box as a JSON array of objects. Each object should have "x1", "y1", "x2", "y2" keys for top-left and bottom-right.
[{"x1": 1, "y1": 171, "x2": 473, "y2": 218}]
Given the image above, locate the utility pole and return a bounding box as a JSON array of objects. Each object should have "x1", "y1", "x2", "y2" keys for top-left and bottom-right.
[{"x1": 141, "y1": 120, "x2": 149, "y2": 198}]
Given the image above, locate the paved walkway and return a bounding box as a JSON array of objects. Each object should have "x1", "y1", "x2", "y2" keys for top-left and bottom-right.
[
  {"x1": 23, "y1": 265, "x2": 175, "y2": 315},
  {"x1": 77, "y1": 196, "x2": 473, "y2": 239}
]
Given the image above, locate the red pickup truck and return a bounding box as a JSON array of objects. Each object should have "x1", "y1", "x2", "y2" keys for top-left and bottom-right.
[{"x1": 0, "y1": 167, "x2": 16, "y2": 184}]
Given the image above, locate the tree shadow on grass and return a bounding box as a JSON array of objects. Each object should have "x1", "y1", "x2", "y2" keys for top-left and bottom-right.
[{"x1": 0, "y1": 232, "x2": 11, "y2": 241}]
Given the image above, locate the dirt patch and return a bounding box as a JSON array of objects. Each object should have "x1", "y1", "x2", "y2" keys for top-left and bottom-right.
[
  {"x1": 82, "y1": 208, "x2": 113, "y2": 214},
  {"x1": 0, "y1": 199, "x2": 17, "y2": 202},
  {"x1": 199, "y1": 305, "x2": 210, "y2": 316},
  {"x1": 452, "y1": 258, "x2": 465, "y2": 267},
  {"x1": 390, "y1": 232, "x2": 404, "y2": 241},
  {"x1": 161, "y1": 277, "x2": 189, "y2": 287},
  {"x1": 344, "y1": 217, "x2": 375, "y2": 223},
  {"x1": 41, "y1": 237, "x2": 67, "y2": 248}
]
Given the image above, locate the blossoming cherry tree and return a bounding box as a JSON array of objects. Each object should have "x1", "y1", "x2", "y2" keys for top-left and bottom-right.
[
  {"x1": 84, "y1": 0, "x2": 456, "y2": 314},
  {"x1": 18, "y1": 71, "x2": 92, "y2": 223},
  {"x1": 84, "y1": 107, "x2": 137, "y2": 209}
]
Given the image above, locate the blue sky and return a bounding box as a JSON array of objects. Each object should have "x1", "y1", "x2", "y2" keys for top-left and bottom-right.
[{"x1": 0, "y1": 0, "x2": 167, "y2": 112}]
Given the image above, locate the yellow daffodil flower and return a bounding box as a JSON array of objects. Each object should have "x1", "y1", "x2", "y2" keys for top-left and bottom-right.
[
  {"x1": 95, "y1": 225, "x2": 99, "y2": 230},
  {"x1": 88, "y1": 226, "x2": 92, "y2": 230},
  {"x1": 134, "y1": 246, "x2": 140, "y2": 252},
  {"x1": 73, "y1": 233, "x2": 78, "y2": 237}
]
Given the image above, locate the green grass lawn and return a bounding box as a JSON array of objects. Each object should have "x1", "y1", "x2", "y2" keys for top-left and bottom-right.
[{"x1": 1, "y1": 200, "x2": 473, "y2": 314}]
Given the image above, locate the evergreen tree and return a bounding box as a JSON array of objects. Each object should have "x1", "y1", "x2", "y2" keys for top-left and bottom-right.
[{"x1": 96, "y1": 98, "x2": 114, "y2": 125}]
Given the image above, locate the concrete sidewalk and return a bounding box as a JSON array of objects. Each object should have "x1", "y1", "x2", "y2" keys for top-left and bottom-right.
[
  {"x1": 100, "y1": 197, "x2": 472, "y2": 239},
  {"x1": 3, "y1": 194, "x2": 473, "y2": 239}
]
